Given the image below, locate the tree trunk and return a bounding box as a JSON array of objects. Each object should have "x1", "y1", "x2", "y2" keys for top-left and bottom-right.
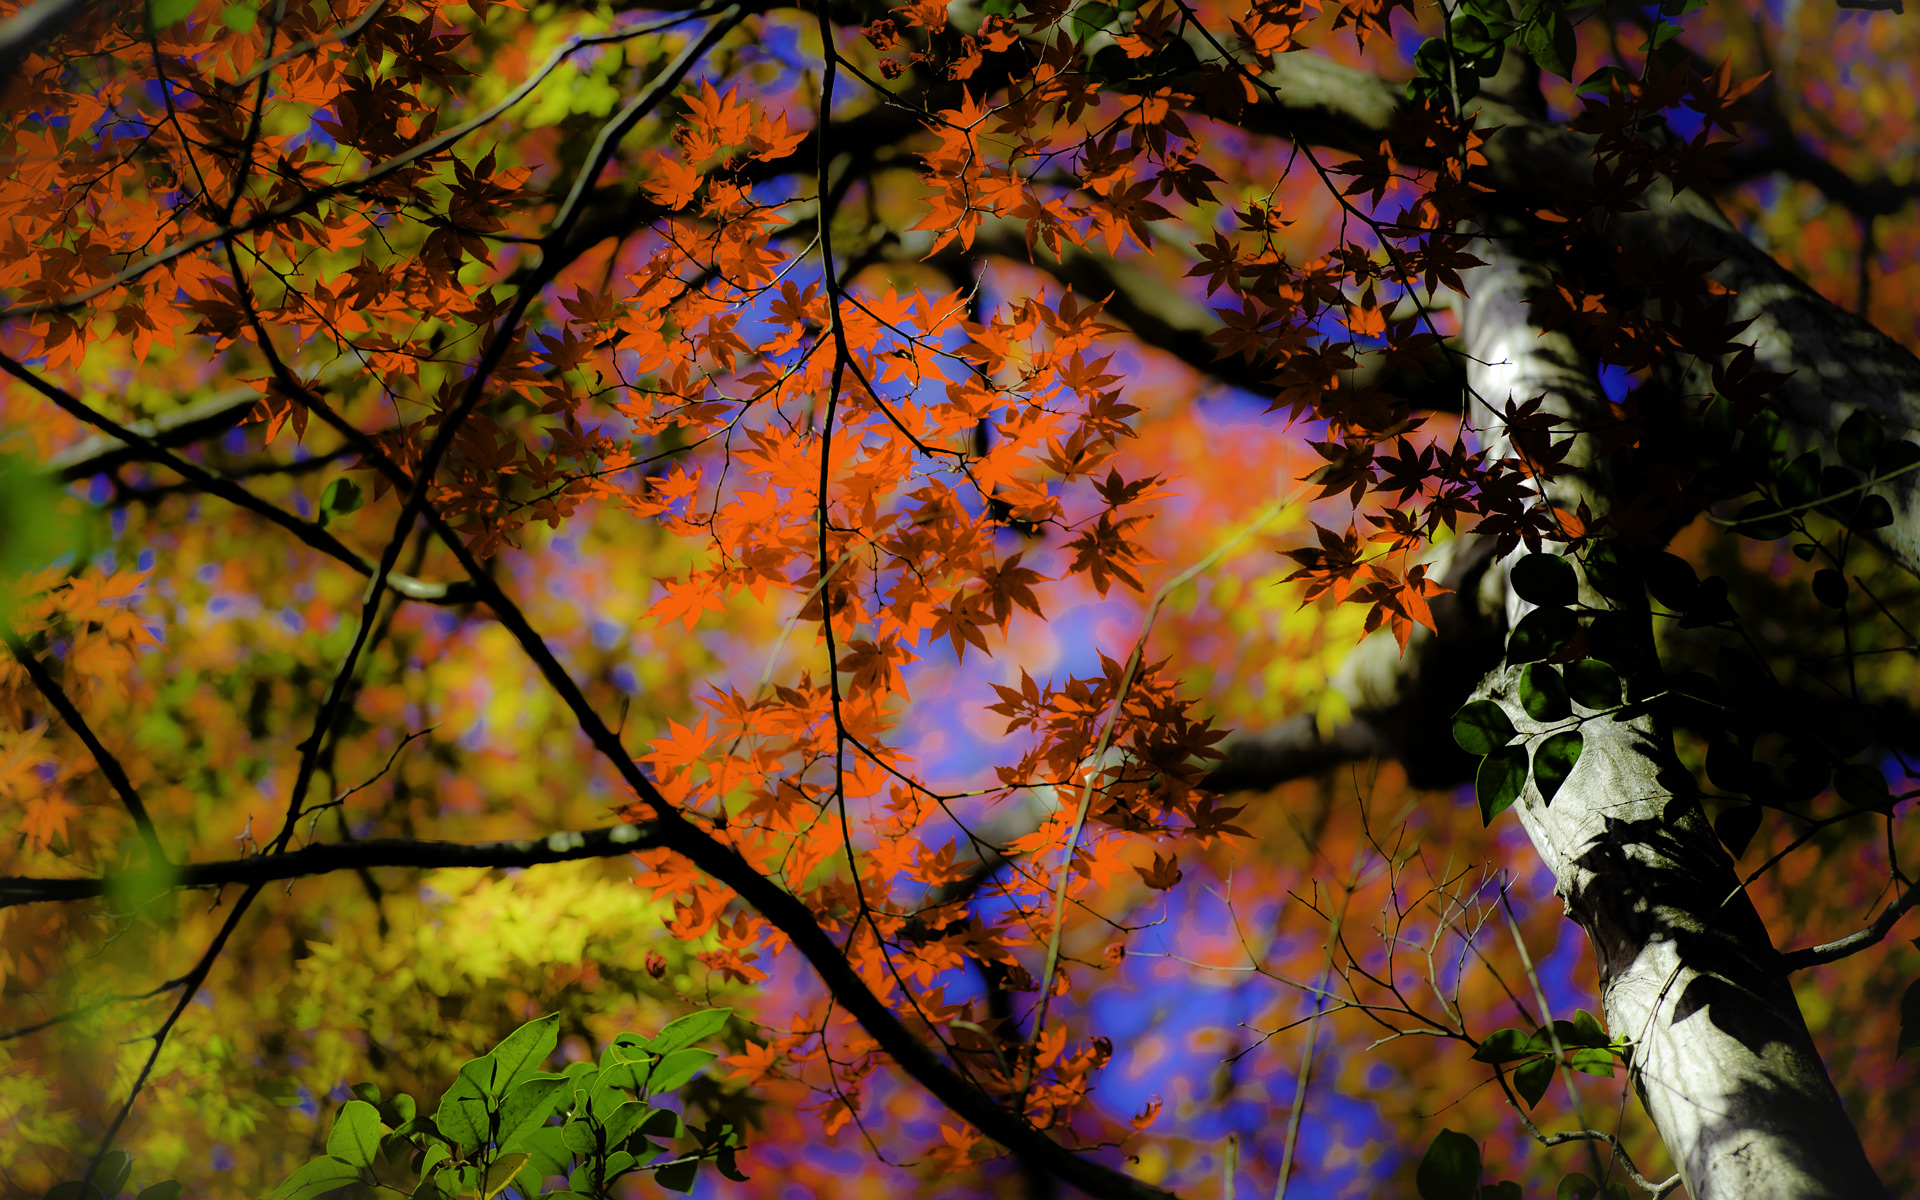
[{"x1": 1458, "y1": 239, "x2": 1887, "y2": 1199}]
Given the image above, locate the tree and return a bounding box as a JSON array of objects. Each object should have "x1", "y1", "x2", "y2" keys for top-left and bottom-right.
[{"x1": 0, "y1": 0, "x2": 1916, "y2": 1197}]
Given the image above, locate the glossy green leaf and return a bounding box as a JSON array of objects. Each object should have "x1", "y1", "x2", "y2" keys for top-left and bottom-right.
[
  {"x1": 135, "y1": 1185, "x2": 185, "y2": 1200},
  {"x1": 1510, "y1": 552, "x2": 1578, "y2": 607},
  {"x1": 1415, "y1": 1128, "x2": 1481, "y2": 1200},
  {"x1": 657, "y1": 1158, "x2": 700, "y2": 1193},
  {"x1": 1452, "y1": 700, "x2": 1517, "y2": 756},
  {"x1": 433, "y1": 1069, "x2": 491, "y2": 1153},
  {"x1": 1471, "y1": 1028, "x2": 1542, "y2": 1064},
  {"x1": 1556, "y1": 1172, "x2": 1599, "y2": 1200},
  {"x1": 477, "y1": 1013, "x2": 560, "y2": 1099},
  {"x1": 1513, "y1": 1054, "x2": 1554, "y2": 1106},
  {"x1": 646, "y1": 1008, "x2": 733, "y2": 1056},
  {"x1": 1580, "y1": 541, "x2": 1636, "y2": 602},
  {"x1": 1533, "y1": 730, "x2": 1584, "y2": 805},
  {"x1": 1565, "y1": 659, "x2": 1621, "y2": 710},
  {"x1": 648, "y1": 1047, "x2": 716, "y2": 1094},
  {"x1": 1569, "y1": 1009, "x2": 1609, "y2": 1047},
  {"x1": 1838, "y1": 410, "x2": 1885, "y2": 470},
  {"x1": 497, "y1": 1076, "x2": 567, "y2": 1153},
  {"x1": 1851, "y1": 494, "x2": 1894, "y2": 531},
  {"x1": 1478, "y1": 747, "x2": 1528, "y2": 825},
  {"x1": 1642, "y1": 552, "x2": 1698, "y2": 613},
  {"x1": 326, "y1": 1100, "x2": 386, "y2": 1168},
  {"x1": 270, "y1": 1156, "x2": 361, "y2": 1200},
  {"x1": 603, "y1": 1100, "x2": 653, "y2": 1147},
  {"x1": 1519, "y1": 663, "x2": 1570, "y2": 722},
  {"x1": 1507, "y1": 606, "x2": 1577, "y2": 664}
]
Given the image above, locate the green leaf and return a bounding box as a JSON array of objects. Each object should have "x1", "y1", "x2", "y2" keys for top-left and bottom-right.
[
  {"x1": 478, "y1": 1013, "x2": 560, "y2": 1099},
  {"x1": 1733, "y1": 500, "x2": 1793, "y2": 541},
  {"x1": 1556, "y1": 1172, "x2": 1599, "y2": 1200},
  {"x1": 1510, "y1": 553, "x2": 1578, "y2": 607},
  {"x1": 497, "y1": 1076, "x2": 567, "y2": 1153},
  {"x1": 1851, "y1": 494, "x2": 1894, "y2": 531},
  {"x1": 1569, "y1": 1009, "x2": 1608, "y2": 1047},
  {"x1": 96, "y1": 1153, "x2": 133, "y2": 1199},
  {"x1": 220, "y1": 4, "x2": 256, "y2": 31},
  {"x1": 1069, "y1": 1, "x2": 1118, "y2": 33},
  {"x1": 1900, "y1": 977, "x2": 1920, "y2": 1057},
  {"x1": 1452, "y1": 700, "x2": 1517, "y2": 756},
  {"x1": 1838, "y1": 410, "x2": 1885, "y2": 471},
  {"x1": 640, "y1": 1108, "x2": 683, "y2": 1138},
  {"x1": 1519, "y1": 663, "x2": 1570, "y2": 722},
  {"x1": 1565, "y1": 659, "x2": 1621, "y2": 710},
  {"x1": 1713, "y1": 803, "x2": 1761, "y2": 857},
  {"x1": 648, "y1": 1047, "x2": 716, "y2": 1094},
  {"x1": 522, "y1": 1124, "x2": 572, "y2": 1176},
  {"x1": 480, "y1": 1154, "x2": 529, "y2": 1200},
  {"x1": 270, "y1": 1156, "x2": 361, "y2": 1200},
  {"x1": 135, "y1": 1186, "x2": 185, "y2": 1200},
  {"x1": 327, "y1": 1100, "x2": 387, "y2": 1168},
  {"x1": 646, "y1": 1008, "x2": 733, "y2": 1056},
  {"x1": 1513, "y1": 1054, "x2": 1555, "y2": 1106},
  {"x1": 1506, "y1": 607, "x2": 1576, "y2": 664},
  {"x1": 1533, "y1": 730, "x2": 1584, "y2": 805},
  {"x1": 380, "y1": 1093, "x2": 416, "y2": 1127},
  {"x1": 656, "y1": 1158, "x2": 700, "y2": 1193},
  {"x1": 318, "y1": 477, "x2": 364, "y2": 527},
  {"x1": 1479, "y1": 1183, "x2": 1523, "y2": 1200},
  {"x1": 1642, "y1": 552, "x2": 1698, "y2": 613},
  {"x1": 1471, "y1": 1028, "x2": 1541, "y2": 1064},
  {"x1": 1580, "y1": 542, "x2": 1636, "y2": 603},
  {"x1": 1542, "y1": 10, "x2": 1576, "y2": 77},
  {"x1": 1415, "y1": 1129, "x2": 1481, "y2": 1200},
  {"x1": 1478, "y1": 747, "x2": 1528, "y2": 825},
  {"x1": 1567, "y1": 1046, "x2": 1616, "y2": 1076},
  {"x1": 603, "y1": 1100, "x2": 653, "y2": 1147},
  {"x1": 1577, "y1": 64, "x2": 1634, "y2": 95},
  {"x1": 433, "y1": 1068, "x2": 492, "y2": 1154},
  {"x1": 1835, "y1": 763, "x2": 1892, "y2": 811},
  {"x1": 1874, "y1": 439, "x2": 1920, "y2": 477},
  {"x1": 149, "y1": 0, "x2": 197, "y2": 28},
  {"x1": 715, "y1": 1144, "x2": 750, "y2": 1182}
]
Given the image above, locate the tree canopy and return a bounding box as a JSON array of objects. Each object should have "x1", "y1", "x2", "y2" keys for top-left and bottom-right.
[{"x1": 1, "y1": 0, "x2": 1917, "y2": 1197}]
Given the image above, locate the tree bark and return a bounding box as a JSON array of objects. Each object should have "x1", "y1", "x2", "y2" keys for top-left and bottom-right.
[{"x1": 1457, "y1": 237, "x2": 1886, "y2": 1199}]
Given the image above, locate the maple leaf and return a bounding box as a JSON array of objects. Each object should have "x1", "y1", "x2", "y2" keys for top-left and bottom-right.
[
  {"x1": 723, "y1": 1041, "x2": 782, "y2": 1084},
  {"x1": 1133, "y1": 851, "x2": 1182, "y2": 890},
  {"x1": 18, "y1": 792, "x2": 80, "y2": 852}
]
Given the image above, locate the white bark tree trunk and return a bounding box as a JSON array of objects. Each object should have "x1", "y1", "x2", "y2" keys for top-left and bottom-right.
[{"x1": 1459, "y1": 239, "x2": 1886, "y2": 1199}]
